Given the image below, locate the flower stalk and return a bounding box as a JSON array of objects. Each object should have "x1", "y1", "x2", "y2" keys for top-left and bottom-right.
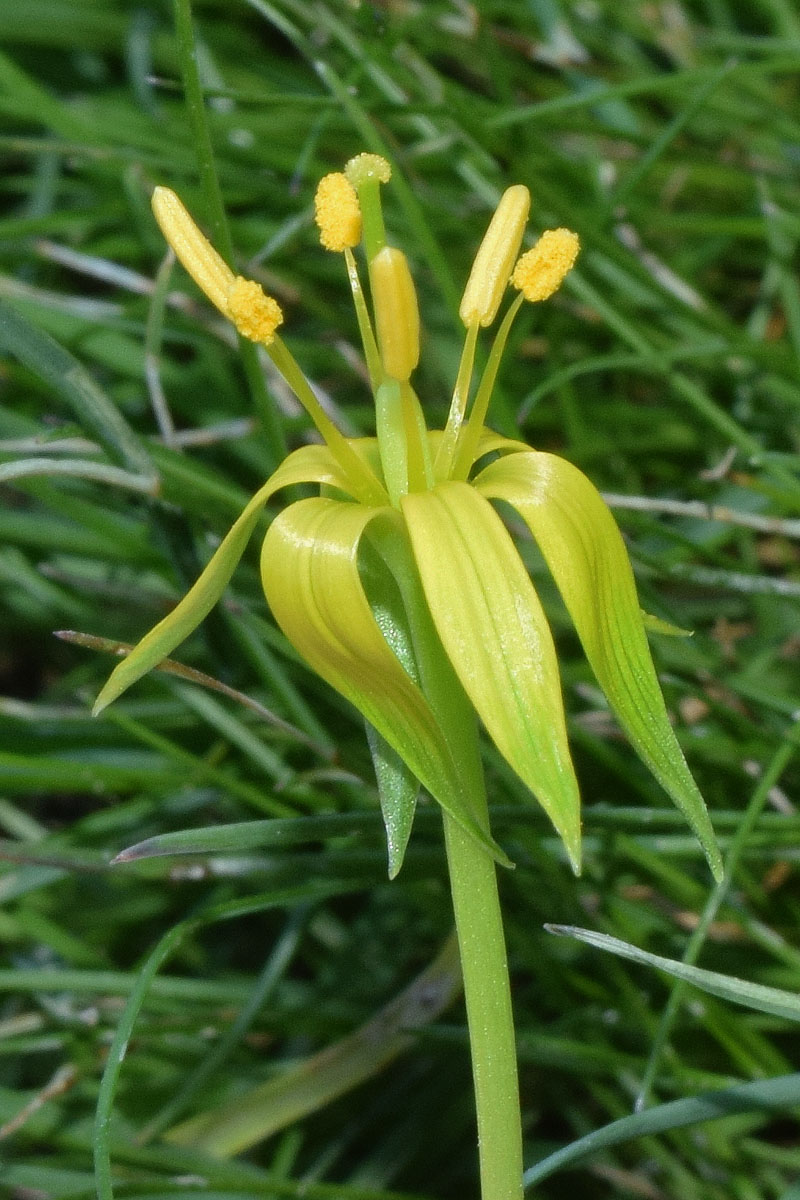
[{"x1": 373, "y1": 523, "x2": 523, "y2": 1198}]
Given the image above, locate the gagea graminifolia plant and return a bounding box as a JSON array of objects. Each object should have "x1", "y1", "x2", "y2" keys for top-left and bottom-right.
[{"x1": 96, "y1": 154, "x2": 721, "y2": 1200}]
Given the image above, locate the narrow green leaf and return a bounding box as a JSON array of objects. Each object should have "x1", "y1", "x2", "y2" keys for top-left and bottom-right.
[
  {"x1": 261, "y1": 496, "x2": 509, "y2": 864},
  {"x1": 0, "y1": 456, "x2": 156, "y2": 493},
  {"x1": 524, "y1": 1072, "x2": 800, "y2": 1187},
  {"x1": 113, "y1": 815, "x2": 381, "y2": 862},
  {"x1": 166, "y1": 935, "x2": 461, "y2": 1156},
  {"x1": 93, "y1": 445, "x2": 350, "y2": 714},
  {"x1": 0, "y1": 298, "x2": 155, "y2": 478},
  {"x1": 366, "y1": 723, "x2": 418, "y2": 880},
  {"x1": 547, "y1": 925, "x2": 800, "y2": 1022},
  {"x1": 401, "y1": 482, "x2": 581, "y2": 869},
  {"x1": 360, "y1": 537, "x2": 423, "y2": 878},
  {"x1": 476, "y1": 450, "x2": 722, "y2": 881}
]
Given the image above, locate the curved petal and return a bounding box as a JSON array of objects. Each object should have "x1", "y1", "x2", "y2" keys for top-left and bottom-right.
[
  {"x1": 94, "y1": 445, "x2": 349, "y2": 714},
  {"x1": 261, "y1": 496, "x2": 507, "y2": 862},
  {"x1": 400, "y1": 482, "x2": 581, "y2": 869},
  {"x1": 473, "y1": 429, "x2": 531, "y2": 459},
  {"x1": 427, "y1": 428, "x2": 530, "y2": 472},
  {"x1": 475, "y1": 451, "x2": 722, "y2": 880}
]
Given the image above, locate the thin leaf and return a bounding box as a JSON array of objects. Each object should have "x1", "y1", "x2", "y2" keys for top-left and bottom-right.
[
  {"x1": 360, "y1": 536, "x2": 423, "y2": 877},
  {"x1": 0, "y1": 298, "x2": 155, "y2": 479},
  {"x1": 261, "y1": 496, "x2": 509, "y2": 864},
  {"x1": 166, "y1": 934, "x2": 461, "y2": 1156},
  {"x1": 93, "y1": 445, "x2": 351, "y2": 714},
  {"x1": 0, "y1": 456, "x2": 157, "y2": 493},
  {"x1": 93, "y1": 885, "x2": 355, "y2": 1200},
  {"x1": 476, "y1": 449, "x2": 722, "y2": 880},
  {"x1": 524, "y1": 1072, "x2": 800, "y2": 1187},
  {"x1": 547, "y1": 925, "x2": 800, "y2": 1022},
  {"x1": 401, "y1": 482, "x2": 581, "y2": 869},
  {"x1": 113, "y1": 814, "x2": 384, "y2": 862},
  {"x1": 366, "y1": 723, "x2": 419, "y2": 880}
]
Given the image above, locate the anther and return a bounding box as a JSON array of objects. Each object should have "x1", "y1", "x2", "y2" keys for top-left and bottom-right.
[
  {"x1": 226, "y1": 277, "x2": 283, "y2": 345},
  {"x1": 151, "y1": 187, "x2": 234, "y2": 314},
  {"x1": 370, "y1": 246, "x2": 420, "y2": 382},
  {"x1": 459, "y1": 185, "x2": 530, "y2": 328},
  {"x1": 511, "y1": 229, "x2": 580, "y2": 303},
  {"x1": 314, "y1": 173, "x2": 362, "y2": 252}
]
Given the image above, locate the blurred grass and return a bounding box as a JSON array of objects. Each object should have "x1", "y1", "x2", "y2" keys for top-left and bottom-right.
[{"x1": 1, "y1": 1, "x2": 800, "y2": 1197}]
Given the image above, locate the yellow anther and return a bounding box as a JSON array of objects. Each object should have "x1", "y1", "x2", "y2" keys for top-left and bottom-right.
[
  {"x1": 344, "y1": 153, "x2": 392, "y2": 188},
  {"x1": 459, "y1": 185, "x2": 531, "y2": 328},
  {"x1": 511, "y1": 228, "x2": 580, "y2": 303},
  {"x1": 314, "y1": 172, "x2": 362, "y2": 252},
  {"x1": 151, "y1": 186, "x2": 234, "y2": 314},
  {"x1": 226, "y1": 276, "x2": 283, "y2": 345},
  {"x1": 370, "y1": 246, "x2": 420, "y2": 382}
]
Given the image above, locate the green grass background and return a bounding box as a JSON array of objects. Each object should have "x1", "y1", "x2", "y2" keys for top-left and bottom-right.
[{"x1": 2, "y1": 1, "x2": 800, "y2": 1197}]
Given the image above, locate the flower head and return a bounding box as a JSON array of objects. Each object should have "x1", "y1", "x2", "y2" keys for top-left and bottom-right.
[{"x1": 96, "y1": 159, "x2": 721, "y2": 883}]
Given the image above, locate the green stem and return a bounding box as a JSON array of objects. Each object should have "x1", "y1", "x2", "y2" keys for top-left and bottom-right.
[
  {"x1": 356, "y1": 177, "x2": 387, "y2": 261},
  {"x1": 173, "y1": 0, "x2": 287, "y2": 469},
  {"x1": 400, "y1": 382, "x2": 434, "y2": 493},
  {"x1": 375, "y1": 379, "x2": 408, "y2": 504},
  {"x1": 443, "y1": 813, "x2": 523, "y2": 1200},
  {"x1": 375, "y1": 528, "x2": 523, "y2": 1200}
]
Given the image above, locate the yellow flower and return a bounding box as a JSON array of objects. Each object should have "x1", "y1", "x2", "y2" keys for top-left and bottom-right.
[{"x1": 96, "y1": 158, "x2": 721, "y2": 883}]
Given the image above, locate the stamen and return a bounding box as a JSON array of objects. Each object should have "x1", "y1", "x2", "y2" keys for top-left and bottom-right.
[
  {"x1": 227, "y1": 277, "x2": 283, "y2": 345},
  {"x1": 451, "y1": 293, "x2": 524, "y2": 483},
  {"x1": 434, "y1": 320, "x2": 479, "y2": 481},
  {"x1": 344, "y1": 248, "x2": 382, "y2": 391},
  {"x1": 151, "y1": 186, "x2": 234, "y2": 314},
  {"x1": 314, "y1": 173, "x2": 362, "y2": 252},
  {"x1": 511, "y1": 229, "x2": 580, "y2": 302},
  {"x1": 267, "y1": 338, "x2": 388, "y2": 508},
  {"x1": 459, "y1": 185, "x2": 530, "y2": 328},
  {"x1": 344, "y1": 153, "x2": 392, "y2": 187},
  {"x1": 370, "y1": 246, "x2": 420, "y2": 383}
]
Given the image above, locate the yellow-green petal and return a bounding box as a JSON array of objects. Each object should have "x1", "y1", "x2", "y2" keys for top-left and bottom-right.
[
  {"x1": 641, "y1": 611, "x2": 693, "y2": 638},
  {"x1": 93, "y1": 445, "x2": 352, "y2": 715},
  {"x1": 261, "y1": 496, "x2": 508, "y2": 863},
  {"x1": 400, "y1": 482, "x2": 581, "y2": 869},
  {"x1": 475, "y1": 451, "x2": 722, "y2": 881}
]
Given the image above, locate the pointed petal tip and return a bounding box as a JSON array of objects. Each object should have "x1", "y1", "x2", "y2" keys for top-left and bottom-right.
[{"x1": 565, "y1": 836, "x2": 582, "y2": 877}]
